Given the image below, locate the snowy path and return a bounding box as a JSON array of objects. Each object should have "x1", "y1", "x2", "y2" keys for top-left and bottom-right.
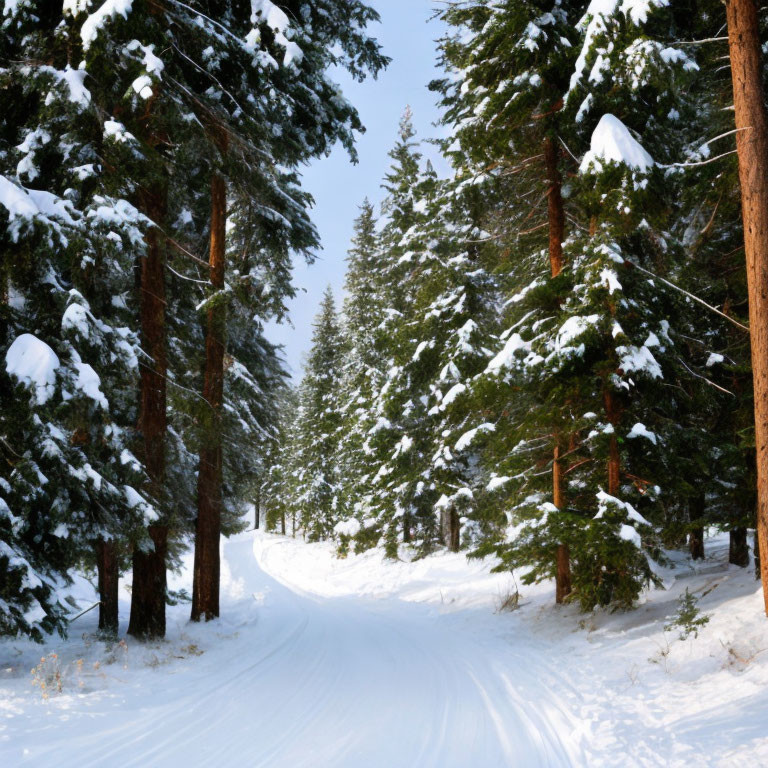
[{"x1": 0, "y1": 532, "x2": 585, "y2": 767}]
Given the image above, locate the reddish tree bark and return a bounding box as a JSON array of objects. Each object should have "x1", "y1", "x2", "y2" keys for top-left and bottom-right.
[
  {"x1": 556, "y1": 542, "x2": 572, "y2": 604},
  {"x1": 603, "y1": 390, "x2": 621, "y2": 496},
  {"x1": 545, "y1": 136, "x2": 565, "y2": 278},
  {"x1": 129, "y1": 192, "x2": 169, "y2": 640},
  {"x1": 725, "y1": 0, "x2": 768, "y2": 612},
  {"x1": 128, "y1": 525, "x2": 168, "y2": 639},
  {"x1": 553, "y1": 442, "x2": 572, "y2": 603},
  {"x1": 546, "y1": 135, "x2": 573, "y2": 604},
  {"x1": 191, "y1": 172, "x2": 227, "y2": 622},
  {"x1": 96, "y1": 539, "x2": 119, "y2": 636}
]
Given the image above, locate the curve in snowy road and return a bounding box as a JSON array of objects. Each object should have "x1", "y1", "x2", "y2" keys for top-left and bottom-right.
[{"x1": 4, "y1": 533, "x2": 586, "y2": 768}]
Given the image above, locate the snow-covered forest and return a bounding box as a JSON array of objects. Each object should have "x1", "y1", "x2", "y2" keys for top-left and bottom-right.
[{"x1": 3, "y1": 0, "x2": 768, "y2": 765}]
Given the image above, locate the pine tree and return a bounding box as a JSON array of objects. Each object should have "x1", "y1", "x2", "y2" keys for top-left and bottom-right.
[
  {"x1": 293, "y1": 288, "x2": 347, "y2": 540},
  {"x1": 1, "y1": 0, "x2": 388, "y2": 638},
  {"x1": 0, "y1": 1, "x2": 153, "y2": 638},
  {"x1": 363, "y1": 112, "x2": 440, "y2": 556},
  {"x1": 261, "y1": 386, "x2": 298, "y2": 536},
  {"x1": 435, "y1": 0, "x2": 723, "y2": 609},
  {"x1": 337, "y1": 200, "x2": 387, "y2": 550},
  {"x1": 433, "y1": 0, "x2": 587, "y2": 595}
]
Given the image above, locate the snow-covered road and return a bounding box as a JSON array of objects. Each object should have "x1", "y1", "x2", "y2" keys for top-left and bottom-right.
[{"x1": 1, "y1": 532, "x2": 585, "y2": 767}]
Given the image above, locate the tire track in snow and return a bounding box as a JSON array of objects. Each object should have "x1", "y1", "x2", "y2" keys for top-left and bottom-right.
[{"x1": 8, "y1": 534, "x2": 586, "y2": 767}]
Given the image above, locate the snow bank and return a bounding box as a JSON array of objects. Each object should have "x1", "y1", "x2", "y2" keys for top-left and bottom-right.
[{"x1": 3, "y1": 531, "x2": 768, "y2": 766}]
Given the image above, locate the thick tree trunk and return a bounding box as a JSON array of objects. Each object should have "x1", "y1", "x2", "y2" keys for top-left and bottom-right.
[
  {"x1": 689, "y1": 528, "x2": 705, "y2": 560},
  {"x1": 730, "y1": 527, "x2": 750, "y2": 567},
  {"x1": 688, "y1": 493, "x2": 706, "y2": 560},
  {"x1": 128, "y1": 525, "x2": 167, "y2": 639},
  {"x1": 441, "y1": 507, "x2": 460, "y2": 552},
  {"x1": 607, "y1": 436, "x2": 620, "y2": 496},
  {"x1": 546, "y1": 136, "x2": 572, "y2": 604},
  {"x1": 726, "y1": 0, "x2": 768, "y2": 612},
  {"x1": 96, "y1": 539, "x2": 119, "y2": 636},
  {"x1": 191, "y1": 173, "x2": 227, "y2": 623},
  {"x1": 129, "y1": 191, "x2": 168, "y2": 640}
]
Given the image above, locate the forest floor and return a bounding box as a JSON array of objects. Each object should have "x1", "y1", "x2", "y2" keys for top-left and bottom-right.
[{"x1": 1, "y1": 529, "x2": 767, "y2": 767}]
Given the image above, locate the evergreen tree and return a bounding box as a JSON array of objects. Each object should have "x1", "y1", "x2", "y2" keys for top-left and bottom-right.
[
  {"x1": 261, "y1": 386, "x2": 298, "y2": 536},
  {"x1": 433, "y1": 0, "x2": 587, "y2": 596},
  {"x1": 0, "y1": 1, "x2": 153, "y2": 638},
  {"x1": 337, "y1": 200, "x2": 388, "y2": 550},
  {"x1": 0, "y1": 0, "x2": 388, "y2": 638},
  {"x1": 292, "y1": 288, "x2": 347, "y2": 541},
  {"x1": 438, "y1": 0, "x2": 723, "y2": 609},
  {"x1": 362, "y1": 112, "x2": 440, "y2": 556},
  {"x1": 672, "y1": 0, "x2": 755, "y2": 567}
]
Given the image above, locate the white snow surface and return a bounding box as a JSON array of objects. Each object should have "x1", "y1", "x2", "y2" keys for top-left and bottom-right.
[
  {"x1": 580, "y1": 114, "x2": 654, "y2": 173},
  {"x1": 627, "y1": 421, "x2": 658, "y2": 445},
  {"x1": 2, "y1": 530, "x2": 768, "y2": 766},
  {"x1": 333, "y1": 518, "x2": 361, "y2": 538},
  {"x1": 5, "y1": 334, "x2": 59, "y2": 404},
  {"x1": 81, "y1": 0, "x2": 134, "y2": 50}
]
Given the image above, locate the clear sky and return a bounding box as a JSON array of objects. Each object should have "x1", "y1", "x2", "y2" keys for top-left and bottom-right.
[{"x1": 265, "y1": 0, "x2": 446, "y2": 378}]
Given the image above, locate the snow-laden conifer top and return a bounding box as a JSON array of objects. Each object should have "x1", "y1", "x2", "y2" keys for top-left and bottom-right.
[{"x1": 579, "y1": 114, "x2": 654, "y2": 173}]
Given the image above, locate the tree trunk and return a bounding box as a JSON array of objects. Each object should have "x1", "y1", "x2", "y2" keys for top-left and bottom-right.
[
  {"x1": 128, "y1": 525, "x2": 167, "y2": 639},
  {"x1": 544, "y1": 136, "x2": 565, "y2": 278},
  {"x1": 254, "y1": 487, "x2": 260, "y2": 530},
  {"x1": 191, "y1": 172, "x2": 227, "y2": 623},
  {"x1": 689, "y1": 528, "x2": 705, "y2": 560},
  {"x1": 603, "y1": 390, "x2": 621, "y2": 496},
  {"x1": 726, "y1": 0, "x2": 768, "y2": 611},
  {"x1": 129, "y1": 190, "x2": 168, "y2": 640},
  {"x1": 556, "y1": 543, "x2": 572, "y2": 604},
  {"x1": 730, "y1": 527, "x2": 750, "y2": 567},
  {"x1": 441, "y1": 507, "x2": 460, "y2": 552},
  {"x1": 546, "y1": 135, "x2": 572, "y2": 604},
  {"x1": 553, "y1": 442, "x2": 572, "y2": 603},
  {"x1": 96, "y1": 539, "x2": 119, "y2": 636},
  {"x1": 688, "y1": 493, "x2": 706, "y2": 560},
  {"x1": 403, "y1": 513, "x2": 412, "y2": 544}
]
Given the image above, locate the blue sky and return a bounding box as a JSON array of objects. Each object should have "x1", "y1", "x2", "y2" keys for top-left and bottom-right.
[{"x1": 266, "y1": 0, "x2": 446, "y2": 378}]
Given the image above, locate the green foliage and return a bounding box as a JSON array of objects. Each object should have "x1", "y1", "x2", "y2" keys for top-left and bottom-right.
[
  {"x1": 665, "y1": 589, "x2": 711, "y2": 640},
  {"x1": 0, "y1": 0, "x2": 387, "y2": 638},
  {"x1": 262, "y1": 0, "x2": 760, "y2": 617}
]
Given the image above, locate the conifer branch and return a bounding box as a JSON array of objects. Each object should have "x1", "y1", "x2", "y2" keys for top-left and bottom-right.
[{"x1": 627, "y1": 261, "x2": 749, "y2": 333}]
